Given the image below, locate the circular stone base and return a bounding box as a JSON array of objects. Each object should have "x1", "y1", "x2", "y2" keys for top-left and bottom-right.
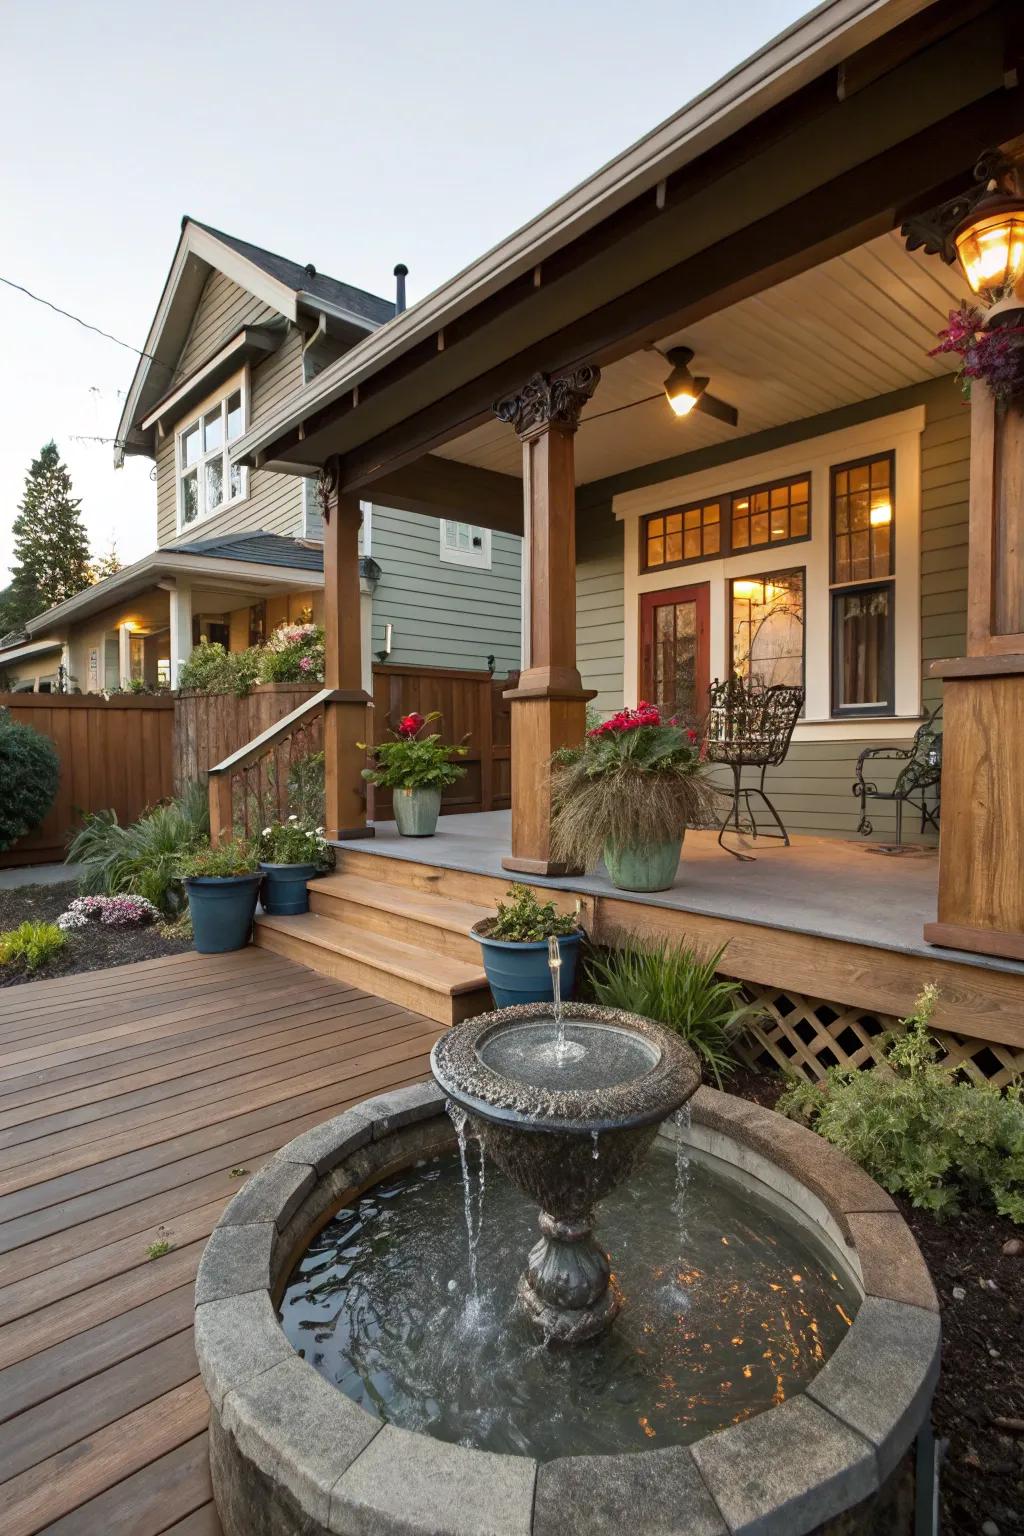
[{"x1": 517, "y1": 1272, "x2": 622, "y2": 1343}]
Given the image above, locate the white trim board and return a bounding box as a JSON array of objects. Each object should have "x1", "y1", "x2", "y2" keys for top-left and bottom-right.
[{"x1": 614, "y1": 407, "x2": 926, "y2": 741}]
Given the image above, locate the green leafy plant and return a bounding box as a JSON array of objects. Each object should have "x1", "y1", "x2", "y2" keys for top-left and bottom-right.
[
  {"x1": 778, "y1": 985, "x2": 1024, "y2": 1223},
  {"x1": 180, "y1": 837, "x2": 260, "y2": 879},
  {"x1": 258, "y1": 818, "x2": 330, "y2": 868},
  {"x1": 145, "y1": 1230, "x2": 175, "y2": 1261},
  {"x1": 0, "y1": 713, "x2": 60, "y2": 853},
  {"x1": 480, "y1": 883, "x2": 580, "y2": 943},
  {"x1": 361, "y1": 711, "x2": 468, "y2": 791},
  {"x1": 177, "y1": 640, "x2": 258, "y2": 697},
  {"x1": 586, "y1": 936, "x2": 754, "y2": 1087},
  {"x1": 287, "y1": 751, "x2": 325, "y2": 825},
  {"x1": 550, "y1": 704, "x2": 720, "y2": 872},
  {"x1": 68, "y1": 781, "x2": 209, "y2": 914},
  {"x1": 0, "y1": 920, "x2": 66, "y2": 974}
]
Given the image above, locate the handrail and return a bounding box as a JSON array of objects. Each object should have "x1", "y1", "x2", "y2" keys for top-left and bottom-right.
[{"x1": 208, "y1": 687, "x2": 332, "y2": 779}]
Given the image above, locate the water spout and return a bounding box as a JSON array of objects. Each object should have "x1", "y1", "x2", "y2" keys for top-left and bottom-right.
[{"x1": 548, "y1": 935, "x2": 584, "y2": 1065}]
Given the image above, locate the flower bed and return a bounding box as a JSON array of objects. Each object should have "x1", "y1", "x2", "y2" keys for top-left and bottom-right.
[
  {"x1": 57, "y1": 893, "x2": 161, "y2": 929},
  {"x1": 0, "y1": 881, "x2": 189, "y2": 986}
]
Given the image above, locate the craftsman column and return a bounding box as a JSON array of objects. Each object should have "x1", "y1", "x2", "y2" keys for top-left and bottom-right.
[
  {"x1": 319, "y1": 458, "x2": 374, "y2": 841},
  {"x1": 494, "y1": 367, "x2": 599, "y2": 875}
]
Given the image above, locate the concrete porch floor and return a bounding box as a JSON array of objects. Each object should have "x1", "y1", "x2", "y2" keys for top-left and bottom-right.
[{"x1": 339, "y1": 811, "x2": 1024, "y2": 978}]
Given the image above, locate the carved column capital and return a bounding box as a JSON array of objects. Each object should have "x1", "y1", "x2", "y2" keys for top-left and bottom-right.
[
  {"x1": 493, "y1": 366, "x2": 600, "y2": 440},
  {"x1": 317, "y1": 457, "x2": 341, "y2": 523}
]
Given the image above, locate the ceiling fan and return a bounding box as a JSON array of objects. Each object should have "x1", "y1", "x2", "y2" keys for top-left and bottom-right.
[{"x1": 660, "y1": 347, "x2": 739, "y2": 427}]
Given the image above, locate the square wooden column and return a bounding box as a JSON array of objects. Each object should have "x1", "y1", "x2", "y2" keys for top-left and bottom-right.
[
  {"x1": 925, "y1": 368, "x2": 1024, "y2": 961},
  {"x1": 319, "y1": 460, "x2": 374, "y2": 841},
  {"x1": 494, "y1": 368, "x2": 599, "y2": 875}
]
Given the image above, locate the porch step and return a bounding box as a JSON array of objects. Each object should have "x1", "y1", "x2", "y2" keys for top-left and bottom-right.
[
  {"x1": 252, "y1": 911, "x2": 492, "y2": 1027},
  {"x1": 308, "y1": 873, "x2": 490, "y2": 964}
]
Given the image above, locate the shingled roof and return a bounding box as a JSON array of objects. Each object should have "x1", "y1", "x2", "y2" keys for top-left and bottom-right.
[{"x1": 171, "y1": 531, "x2": 325, "y2": 572}]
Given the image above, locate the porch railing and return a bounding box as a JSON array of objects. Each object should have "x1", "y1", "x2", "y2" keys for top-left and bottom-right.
[{"x1": 208, "y1": 689, "x2": 329, "y2": 844}]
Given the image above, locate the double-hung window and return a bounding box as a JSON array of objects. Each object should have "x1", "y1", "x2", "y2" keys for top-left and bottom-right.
[
  {"x1": 829, "y1": 452, "x2": 895, "y2": 715},
  {"x1": 177, "y1": 385, "x2": 247, "y2": 529}
]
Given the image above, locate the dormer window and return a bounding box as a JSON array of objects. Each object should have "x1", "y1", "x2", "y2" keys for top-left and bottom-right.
[{"x1": 177, "y1": 381, "x2": 247, "y2": 528}]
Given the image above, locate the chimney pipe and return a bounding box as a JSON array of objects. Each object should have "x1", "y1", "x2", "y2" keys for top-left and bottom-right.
[{"x1": 393, "y1": 263, "x2": 408, "y2": 315}]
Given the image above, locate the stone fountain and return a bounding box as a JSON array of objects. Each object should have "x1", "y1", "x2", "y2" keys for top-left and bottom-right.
[{"x1": 431, "y1": 943, "x2": 700, "y2": 1342}]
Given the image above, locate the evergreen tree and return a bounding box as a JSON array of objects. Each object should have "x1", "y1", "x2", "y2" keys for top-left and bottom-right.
[
  {"x1": 0, "y1": 443, "x2": 92, "y2": 632},
  {"x1": 89, "y1": 537, "x2": 123, "y2": 584}
]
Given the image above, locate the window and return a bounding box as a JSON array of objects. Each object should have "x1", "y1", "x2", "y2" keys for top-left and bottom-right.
[
  {"x1": 177, "y1": 385, "x2": 247, "y2": 528},
  {"x1": 440, "y1": 520, "x2": 491, "y2": 568},
  {"x1": 831, "y1": 453, "x2": 893, "y2": 583},
  {"x1": 730, "y1": 568, "x2": 805, "y2": 690},
  {"x1": 829, "y1": 452, "x2": 895, "y2": 715},
  {"x1": 641, "y1": 500, "x2": 721, "y2": 570},
  {"x1": 731, "y1": 474, "x2": 810, "y2": 552}
]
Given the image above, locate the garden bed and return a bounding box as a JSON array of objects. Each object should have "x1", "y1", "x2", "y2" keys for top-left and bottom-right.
[
  {"x1": 730, "y1": 1062, "x2": 1024, "y2": 1536},
  {"x1": 0, "y1": 880, "x2": 191, "y2": 986}
]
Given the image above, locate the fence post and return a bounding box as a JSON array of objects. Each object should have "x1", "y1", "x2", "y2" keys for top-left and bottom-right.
[{"x1": 480, "y1": 680, "x2": 495, "y2": 812}]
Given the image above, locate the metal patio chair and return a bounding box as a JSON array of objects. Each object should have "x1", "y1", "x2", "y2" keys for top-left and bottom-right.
[
  {"x1": 704, "y1": 677, "x2": 805, "y2": 860},
  {"x1": 852, "y1": 704, "x2": 942, "y2": 846}
]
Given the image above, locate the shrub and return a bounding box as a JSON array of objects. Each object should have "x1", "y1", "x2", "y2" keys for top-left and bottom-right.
[
  {"x1": 0, "y1": 714, "x2": 60, "y2": 853},
  {"x1": 258, "y1": 818, "x2": 329, "y2": 868},
  {"x1": 0, "y1": 920, "x2": 66, "y2": 974},
  {"x1": 586, "y1": 935, "x2": 755, "y2": 1087},
  {"x1": 180, "y1": 837, "x2": 260, "y2": 879},
  {"x1": 178, "y1": 641, "x2": 258, "y2": 698},
  {"x1": 258, "y1": 623, "x2": 324, "y2": 684},
  {"x1": 778, "y1": 986, "x2": 1024, "y2": 1223},
  {"x1": 361, "y1": 710, "x2": 468, "y2": 791},
  {"x1": 68, "y1": 780, "x2": 209, "y2": 914},
  {"x1": 550, "y1": 704, "x2": 720, "y2": 872},
  {"x1": 482, "y1": 883, "x2": 580, "y2": 943},
  {"x1": 287, "y1": 752, "x2": 325, "y2": 826}
]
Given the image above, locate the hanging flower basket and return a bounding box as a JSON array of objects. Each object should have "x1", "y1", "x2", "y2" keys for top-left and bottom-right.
[{"x1": 931, "y1": 302, "x2": 1024, "y2": 409}]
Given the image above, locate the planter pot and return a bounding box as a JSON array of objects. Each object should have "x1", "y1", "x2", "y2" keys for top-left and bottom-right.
[
  {"x1": 258, "y1": 861, "x2": 320, "y2": 916},
  {"x1": 185, "y1": 874, "x2": 262, "y2": 954},
  {"x1": 392, "y1": 786, "x2": 442, "y2": 837},
  {"x1": 603, "y1": 835, "x2": 683, "y2": 893},
  {"x1": 473, "y1": 927, "x2": 583, "y2": 1008}
]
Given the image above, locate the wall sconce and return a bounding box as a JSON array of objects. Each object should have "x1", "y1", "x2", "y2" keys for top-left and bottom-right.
[{"x1": 954, "y1": 194, "x2": 1024, "y2": 315}]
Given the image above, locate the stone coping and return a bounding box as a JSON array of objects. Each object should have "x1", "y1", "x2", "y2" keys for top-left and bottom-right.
[{"x1": 195, "y1": 1081, "x2": 940, "y2": 1536}]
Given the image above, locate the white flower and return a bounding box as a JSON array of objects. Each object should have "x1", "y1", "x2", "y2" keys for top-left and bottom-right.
[
  {"x1": 262, "y1": 827, "x2": 272, "y2": 837},
  {"x1": 288, "y1": 814, "x2": 298, "y2": 822}
]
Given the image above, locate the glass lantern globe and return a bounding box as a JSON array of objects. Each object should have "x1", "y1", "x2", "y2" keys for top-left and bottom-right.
[{"x1": 953, "y1": 197, "x2": 1024, "y2": 306}]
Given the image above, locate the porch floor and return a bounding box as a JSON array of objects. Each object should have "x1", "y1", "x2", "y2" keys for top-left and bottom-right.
[
  {"x1": 0, "y1": 947, "x2": 439, "y2": 1536},
  {"x1": 340, "y1": 811, "x2": 1024, "y2": 978}
]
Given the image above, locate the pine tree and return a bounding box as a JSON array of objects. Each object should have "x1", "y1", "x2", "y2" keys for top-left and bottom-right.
[
  {"x1": 0, "y1": 443, "x2": 92, "y2": 632},
  {"x1": 89, "y1": 537, "x2": 123, "y2": 585}
]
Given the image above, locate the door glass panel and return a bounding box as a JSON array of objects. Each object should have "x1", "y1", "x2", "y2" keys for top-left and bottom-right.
[{"x1": 652, "y1": 599, "x2": 698, "y2": 721}]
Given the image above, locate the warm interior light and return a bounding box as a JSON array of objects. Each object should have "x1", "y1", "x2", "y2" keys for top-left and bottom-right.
[
  {"x1": 954, "y1": 202, "x2": 1024, "y2": 303},
  {"x1": 869, "y1": 502, "x2": 892, "y2": 527},
  {"x1": 667, "y1": 388, "x2": 698, "y2": 417},
  {"x1": 733, "y1": 579, "x2": 762, "y2": 600}
]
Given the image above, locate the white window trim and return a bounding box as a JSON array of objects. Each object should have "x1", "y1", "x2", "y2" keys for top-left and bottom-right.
[
  {"x1": 439, "y1": 519, "x2": 491, "y2": 569},
  {"x1": 614, "y1": 407, "x2": 925, "y2": 743},
  {"x1": 176, "y1": 372, "x2": 250, "y2": 533}
]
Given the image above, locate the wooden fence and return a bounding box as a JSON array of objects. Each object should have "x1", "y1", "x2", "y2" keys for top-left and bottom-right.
[{"x1": 0, "y1": 693, "x2": 175, "y2": 867}]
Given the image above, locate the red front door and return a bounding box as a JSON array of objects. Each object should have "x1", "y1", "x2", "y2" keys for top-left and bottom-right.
[{"x1": 640, "y1": 584, "x2": 711, "y2": 726}]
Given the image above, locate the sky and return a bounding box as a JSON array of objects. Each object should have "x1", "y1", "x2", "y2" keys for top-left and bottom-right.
[{"x1": 0, "y1": 0, "x2": 809, "y2": 584}]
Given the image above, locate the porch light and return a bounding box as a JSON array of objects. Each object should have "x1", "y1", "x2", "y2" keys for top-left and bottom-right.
[
  {"x1": 662, "y1": 348, "x2": 708, "y2": 417},
  {"x1": 953, "y1": 192, "x2": 1024, "y2": 310}
]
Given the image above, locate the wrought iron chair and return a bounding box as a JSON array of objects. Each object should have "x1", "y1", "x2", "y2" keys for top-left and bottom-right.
[
  {"x1": 852, "y1": 705, "x2": 942, "y2": 846},
  {"x1": 704, "y1": 677, "x2": 805, "y2": 860}
]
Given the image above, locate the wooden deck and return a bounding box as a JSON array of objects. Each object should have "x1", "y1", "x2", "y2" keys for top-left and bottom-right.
[{"x1": 0, "y1": 947, "x2": 440, "y2": 1535}]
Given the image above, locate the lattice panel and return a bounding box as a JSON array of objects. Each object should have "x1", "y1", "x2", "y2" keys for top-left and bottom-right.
[{"x1": 738, "y1": 985, "x2": 1024, "y2": 1090}]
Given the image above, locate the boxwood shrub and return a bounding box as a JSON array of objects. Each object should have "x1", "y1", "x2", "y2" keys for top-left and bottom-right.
[{"x1": 0, "y1": 714, "x2": 60, "y2": 853}]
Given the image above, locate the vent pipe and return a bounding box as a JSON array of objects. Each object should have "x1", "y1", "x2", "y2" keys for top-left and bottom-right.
[{"x1": 393, "y1": 263, "x2": 408, "y2": 315}]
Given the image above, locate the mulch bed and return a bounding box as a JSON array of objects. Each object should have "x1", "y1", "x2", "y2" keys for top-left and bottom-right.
[
  {"x1": 0, "y1": 880, "x2": 191, "y2": 986},
  {"x1": 730, "y1": 1061, "x2": 1024, "y2": 1536}
]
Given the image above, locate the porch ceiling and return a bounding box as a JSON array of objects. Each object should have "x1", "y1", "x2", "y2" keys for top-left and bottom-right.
[{"x1": 432, "y1": 230, "x2": 971, "y2": 486}]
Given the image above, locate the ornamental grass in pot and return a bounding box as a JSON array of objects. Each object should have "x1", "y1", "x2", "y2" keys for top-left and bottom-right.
[
  {"x1": 472, "y1": 883, "x2": 584, "y2": 1008},
  {"x1": 550, "y1": 703, "x2": 719, "y2": 892},
  {"x1": 360, "y1": 711, "x2": 468, "y2": 837},
  {"x1": 257, "y1": 817, "x2": 330, "y2": 916},
  {"x1": 180, "y1": 838, "x2": 262, "y2": 953}
]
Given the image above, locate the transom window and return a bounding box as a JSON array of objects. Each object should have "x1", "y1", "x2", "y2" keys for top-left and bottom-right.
[
  {"x1": 642, "y1": 501, "x2": 721, "y2": 570},
  {"x1": 730, "y1": 568, "x2": 805, "y2": 691},
  {"x1": 731, "y1": 474, "x2": 810, "y2": 551},
  {"x1": 440, "y1": 520, "x2": 491, "y2": 569},
  {"x1": 177, "y1": 386, "x2": 247, "y2": 528},
  {"x1": 831, "y1": 453, "x2": 894, "y2": 583}
]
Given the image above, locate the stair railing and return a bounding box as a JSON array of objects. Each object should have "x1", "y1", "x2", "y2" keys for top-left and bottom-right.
[{"x1": 207, "y1": 688, "x2": 334, "y2": 844}]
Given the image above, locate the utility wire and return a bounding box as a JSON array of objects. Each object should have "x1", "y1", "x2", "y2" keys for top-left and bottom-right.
[{"x1": 0, "y1": 274, "x2": 172, "y2": 373}]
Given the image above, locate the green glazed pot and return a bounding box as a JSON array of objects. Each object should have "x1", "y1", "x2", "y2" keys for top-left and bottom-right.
[
  {"x1": 393, "y1": 785, "x2": 442, "y2": 837},
  {"x1": 603, "y1": 834, "x2": 683, "y2": 892}
]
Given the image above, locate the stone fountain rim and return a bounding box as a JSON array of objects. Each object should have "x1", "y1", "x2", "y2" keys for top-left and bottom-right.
[
  {"x1": 195, "y1": 1080, "x2": 940, "y2": 1536},
  {"x1": 430, "y1": 1002, "x2": 702, "y2": 1133}
]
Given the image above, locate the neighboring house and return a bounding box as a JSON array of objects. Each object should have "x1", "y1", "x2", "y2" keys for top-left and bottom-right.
[{"x1": 0, "y1": 219, "x2": 521, "y2": 692}]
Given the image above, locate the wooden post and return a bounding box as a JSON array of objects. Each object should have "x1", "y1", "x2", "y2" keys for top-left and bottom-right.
[
  {"x1": 320, "y1": 459, "x2": 374, "y2": 841},
  {"x1": 494, "y1": 368, "x2": 599, "y2": 875},
  {"x1": 925, "y1": 363, "x2": 1024, "y2": 961}
]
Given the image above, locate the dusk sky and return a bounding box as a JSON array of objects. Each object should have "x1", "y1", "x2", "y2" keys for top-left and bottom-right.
[{"x1": 0, "y1": 0, "x2": 808, "y2": 581}]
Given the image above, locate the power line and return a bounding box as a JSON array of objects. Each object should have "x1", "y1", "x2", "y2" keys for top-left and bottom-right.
[{"x1": 0, "y1": 274, "x2": 172, "y2": 372}]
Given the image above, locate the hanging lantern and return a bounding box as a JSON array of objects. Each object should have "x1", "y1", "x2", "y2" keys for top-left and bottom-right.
[{"x1": 953, "y1": 193, "x2": 1024, "y2": 309}]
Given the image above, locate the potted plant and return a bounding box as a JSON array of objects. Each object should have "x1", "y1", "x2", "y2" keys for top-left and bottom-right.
[
  {"x1": 550, "y1": 703, "x2": 719, "y2": 892},
  {"x1": 361, "y1": 711, "x2": 468, "y2": 837},
  {"x1": 180, "y1": 838, "x2": 262, "y2": 953},
  {"x1": 257, "y1": 816, "x2": 330, "y2": 915},
  {"x1": 472, "y1": 883, "x2": 583, "y2": 1007}
]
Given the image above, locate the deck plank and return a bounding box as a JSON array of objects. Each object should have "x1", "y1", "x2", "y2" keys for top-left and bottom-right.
[{"x1": 0, "y1": 947, "x2": 439, "y2": 1535}]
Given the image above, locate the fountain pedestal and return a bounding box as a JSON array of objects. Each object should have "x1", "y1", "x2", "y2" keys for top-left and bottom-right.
[{"x1": 431, "y1": 1004, "x2": 699, "y2": 1344}]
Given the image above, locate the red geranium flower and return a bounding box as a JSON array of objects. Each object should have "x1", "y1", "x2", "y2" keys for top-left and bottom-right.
[{"x1": 397, "y1": 712, "x2": 425, "y2": 738}]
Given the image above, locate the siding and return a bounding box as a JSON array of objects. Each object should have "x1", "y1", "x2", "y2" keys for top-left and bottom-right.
[
  {"x1": 573, "y1": 377, "x2": 969, "y2": 841},
  {"x1": 370, "y1": 506, "x2": 522, "y2": 674}
]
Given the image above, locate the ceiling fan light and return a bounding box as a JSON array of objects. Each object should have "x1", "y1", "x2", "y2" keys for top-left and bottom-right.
[{"x1": 666, "y1": 385, "x2": 698, "y2": 416}]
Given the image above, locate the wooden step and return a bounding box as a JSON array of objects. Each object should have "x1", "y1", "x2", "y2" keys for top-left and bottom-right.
[
  {"x1": 253, "y1": 912, "x2": 492, "y2": 1026},
  {"x1": 332, "y1": 846, "x2": 583, "y2": 919},
  {"x1": 308, "y1": 873, "x2": 490, "y2": 963}
]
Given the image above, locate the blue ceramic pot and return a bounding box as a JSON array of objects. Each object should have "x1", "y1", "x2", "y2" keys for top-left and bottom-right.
[
  {"x1": 473, "y1": 927, "x2": 583, "y2": 1008},
  {"x1": 603, "y1": 835, "x2": 683, "y2": 893},
  {"x1": 259, "y1": 861, "x2": 319, "y2": 916},
  {"x1": 185, "y1": 873, "x2": 262, "y2": 953}
]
